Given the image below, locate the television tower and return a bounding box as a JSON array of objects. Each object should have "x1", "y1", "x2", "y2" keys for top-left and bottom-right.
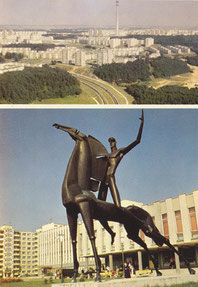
[{"x1": 116, "y1": 0, "x2": 119, "y2": 36}]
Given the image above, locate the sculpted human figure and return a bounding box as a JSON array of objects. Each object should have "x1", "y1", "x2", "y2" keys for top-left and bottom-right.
[{"x1": 98, "y1": 110, "x2": 144, "y2": 208}]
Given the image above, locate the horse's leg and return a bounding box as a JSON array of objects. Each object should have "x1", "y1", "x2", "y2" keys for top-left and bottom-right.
[
  {"x1": 79, "y1": 201, "x2": 101, "y2": 282},
  {"x1": 66, "y1": 207, "x2": 79, "y2": 282},
  {"x1": 163, "y1": 237, "x2": 195, "y2": 274},
  {"x1": 146, "y1": 229, "x2": 195, "y2": 275},
  {"x1": 99, "y1": 219, "x2": 116, "y2": 245},
  {"x1": 127, "y1": 233, "x2": 162, "y2": 276}
]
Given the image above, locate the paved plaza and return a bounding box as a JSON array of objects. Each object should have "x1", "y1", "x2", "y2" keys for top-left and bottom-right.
[{"x1": 53, "y1": 268, "x2": 198, "y2": 287}]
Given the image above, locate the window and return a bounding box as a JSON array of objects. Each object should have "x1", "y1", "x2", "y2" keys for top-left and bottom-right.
[
  {"x1": 162, "y1": 213, "x2": 169, "y2": 239},
  {"x1": 189, "y1": 207, "x2": 198, "y2": 238},
  {"x1": 175, "y1": 210, "x2": 183, "y2": 241}
]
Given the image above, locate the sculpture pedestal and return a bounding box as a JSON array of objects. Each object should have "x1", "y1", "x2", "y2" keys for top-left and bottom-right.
[{"x1": 52, "y1": 272, "x2": 198, "y2": 287}]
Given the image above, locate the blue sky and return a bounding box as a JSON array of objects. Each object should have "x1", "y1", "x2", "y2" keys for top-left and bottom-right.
[
  {"x1": 0, "y1": 0, "x2": 198, "y2": 27},
  {"x1": 0, "y1": 108, "x2": 198, "y2": 232}
]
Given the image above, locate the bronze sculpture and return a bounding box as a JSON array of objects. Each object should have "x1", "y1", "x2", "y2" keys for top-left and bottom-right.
[
  {"x1": 53, "y1": 111, "x2": 195, "y2": 282},
  {"x1": 98, "y1": 110, "x2": 144, "y2": 207}
]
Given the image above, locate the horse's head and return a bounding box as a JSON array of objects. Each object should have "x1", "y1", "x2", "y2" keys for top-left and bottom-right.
[{"x1": 53, "y1": 123, "x2": 87, "y2": 141}]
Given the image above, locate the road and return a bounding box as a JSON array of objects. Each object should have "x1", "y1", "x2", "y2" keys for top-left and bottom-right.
[{"x1": 71, "y1": 72, "x2": 129, "y2": 105}]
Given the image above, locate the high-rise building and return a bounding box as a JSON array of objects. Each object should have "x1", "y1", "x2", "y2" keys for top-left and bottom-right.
[
  {"x1": 20, "y1": 231, "x2": 38, "y2": 276},
  {"x1": 75, "y1": 50, "x2": 86, "y2": 66},
  {"x1": 0, "y1": 226, "x2": 38, "y2": 278},
  {"x1": 97, "y1": 49, "x2": 114, "y2": 65},
  {"x1": 145, "y1": 38, "x2": 154, "y2": 48},
  {"x1": 62, "y1": 48, "x2": 74, "y2": 65}
]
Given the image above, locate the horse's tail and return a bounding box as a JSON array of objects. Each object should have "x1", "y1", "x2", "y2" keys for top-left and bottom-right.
[{"x1": 126, "y1": 205, "x2": 165, "y2": 247}]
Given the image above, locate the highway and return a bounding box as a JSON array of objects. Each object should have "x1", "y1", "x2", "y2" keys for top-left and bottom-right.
[
  {"x1": 71, "y1": 72, "x2": 129, "y2": 105},
  {"x1": 80, "y1": 81, "x2": 107, "y2": 104}
]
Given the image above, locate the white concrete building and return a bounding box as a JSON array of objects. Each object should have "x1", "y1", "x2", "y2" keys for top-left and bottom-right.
[
  {"x1": 37, "y1": 223, "x2": 73, "y2": 272},
  {"x1": 0, "y1": 226, "x2": 38, "y2": 278},
  {"x1": 110, "y1": 38, "x2": 121, "y2": 48},
  {"x1": 97, "y1": 49, "x2": 114, "y2": 65},
  {"x1": 20, "y1": 231, "x2": 38, "y2": 276},
  {"x1": 145, "y1": 38, "x2": 154, "y2": 48},
  {"x1": 126, "y1": 38, "x2": 139, "y2": 47},
  {"x1": 74, "y1": 50, "x2": 86, "y2": 66}
]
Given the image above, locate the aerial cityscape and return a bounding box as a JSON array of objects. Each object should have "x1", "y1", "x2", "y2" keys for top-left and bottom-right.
[{"x1": 1, "y1": 0, "x2": 198, "y2": 103}]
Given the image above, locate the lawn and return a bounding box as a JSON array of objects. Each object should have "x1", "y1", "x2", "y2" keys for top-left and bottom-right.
[{"x1": 31, "y1": 83, "x2": 97, "y2": 104}]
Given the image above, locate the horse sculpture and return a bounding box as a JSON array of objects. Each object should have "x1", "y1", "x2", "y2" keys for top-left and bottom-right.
[{"x1": 53, "y1": 122, "x2": 195, "y2": 282}]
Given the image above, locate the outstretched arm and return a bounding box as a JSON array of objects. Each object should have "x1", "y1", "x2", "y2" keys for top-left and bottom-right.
[
  {"x1": 53, "y1": 123, "x2": 87, "y2": 141},
  {"x1": 122, "y1": 110, "x2": 144, "y2": 155}
]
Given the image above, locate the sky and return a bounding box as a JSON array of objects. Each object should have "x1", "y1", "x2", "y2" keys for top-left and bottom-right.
[
  {"x1": 0, "y1": 107, "x2": 198, "y2": 232},
  {"x1": 0, "y1": 0, "x2": 198, "y2": 28}
]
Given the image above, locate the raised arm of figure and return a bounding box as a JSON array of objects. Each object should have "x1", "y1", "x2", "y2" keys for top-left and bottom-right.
[{"x1": 122, "y1": 110, "x2": 144, "y2": 156}]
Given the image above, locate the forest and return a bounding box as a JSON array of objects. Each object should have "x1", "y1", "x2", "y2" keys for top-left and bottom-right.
[
  {"x1": 0, "y1": 65, "x2": 81, "y2": 104},
  {"x1": 126, "y1": 84, "x2": 198, "y2": 104},
  {"x1": 186, "y1": 55, "x2": 198, "y2": 66},
  {"x1": 94, "y1": 57, "x2": 191, "y2": 84}
]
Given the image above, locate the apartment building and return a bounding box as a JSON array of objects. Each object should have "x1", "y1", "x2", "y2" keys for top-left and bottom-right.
[
  {"x1": 0, "y1": 226, "x2": 38, "y2": 278},
  {"x1": 74, "y1": 50, "x2": 86, "y2": 66},
  {"x1": 97, "y1": 49, "x2": 114, "y2": 65},
  {"x1": 20, "y1": 231, "x2": 38, "y2": 276}
]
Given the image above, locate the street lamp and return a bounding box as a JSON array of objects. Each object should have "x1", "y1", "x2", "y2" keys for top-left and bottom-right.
[
  {"x1": 58, "y1": 233, "x2": 64, "y2": 283},
  {"x1": 120, "y1": 236, "x2": 125, "y2": 278}
]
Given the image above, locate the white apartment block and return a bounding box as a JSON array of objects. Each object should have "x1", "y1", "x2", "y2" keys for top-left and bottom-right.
[
  {"x1": 113, "y1": 47, "x2": 143, "y2": 58},
  {"x1": 177, "y1": 46, "x2": 191, "y2": 53},
  {"x1": 62, "y1": 47, "x2": 77, "y2": 65},
  {"x1": 0, "y1": 30, "x2": 47, "y2": 45},
  {"x1": 145, "y1": 38, "x2": 154, "y2": 48},
  {"x1": 20, "y1": 232, "x2": 38, "y2": 276},
  {"x1": 74, "y1": 50, "x2": 86, "y2": 66},
  {"x1": 0, "y1": 63, "x2": 42, "y2": 75},
  {"x1": 97, "y1": 49, "x2": 114, "y2": 65},
  {"x1": 88, "y1": 30, "x2": 104, "y2": 37},
  {"x1": 159, "y1": 46, "x2": 172, "y2": 55},
  {"x1": 126, "y1": 38, "x2": 139, "y2": 47},
  {"x1": 110, "y1": 38, "x2": 121, "y2": 48},
  {"x1": 168, "y1": 46, "x2": 182, "y2": 54},
  {"x1": 0, "y1": 226, "x2": 38, "y2": 278},
  {"x1": 88, "y1": 37, "x2": 110, "y2": 47}
]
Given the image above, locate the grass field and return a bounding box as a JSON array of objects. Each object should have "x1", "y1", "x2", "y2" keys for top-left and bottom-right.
[
  {"x1": 147, "y1": 65, "x2": 198, "y2": 89},
  {"x1": 31, "y1": 82, "x2": 97, "y2": 104}
]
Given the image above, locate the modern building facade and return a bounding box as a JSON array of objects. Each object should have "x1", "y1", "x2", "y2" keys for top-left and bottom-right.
[{"x1": 36, "y1": 223, "x2": 73, "y2": 273}]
